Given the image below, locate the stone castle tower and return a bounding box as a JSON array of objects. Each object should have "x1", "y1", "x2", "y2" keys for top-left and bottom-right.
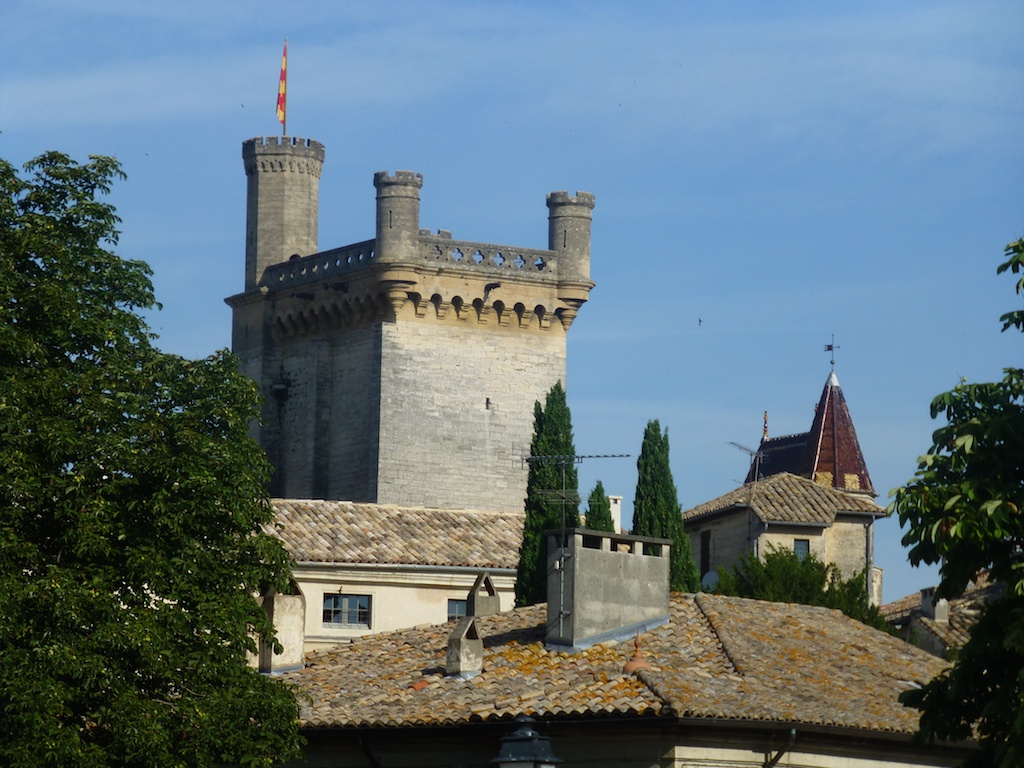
[{"x1": 226, "y1": 136, "x2": 594, "y2": 512}]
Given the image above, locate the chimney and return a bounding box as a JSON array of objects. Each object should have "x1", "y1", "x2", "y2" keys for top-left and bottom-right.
[
  {"x1": 545, "y1": 529, "x2": 671, "y2": 651},
  {"x1": 467, "y1": 573, "x2": 501, "y2": 617},
  {"x1": 446, "y1": 617, "x2": 483, "y2": 679},
  {"x1": 920, "y1": 586, "x2": 949, "y2": 623},
  {"x1": 608, "y1": 495, "x2": 623, "y2": 533},
  {"x1": 256, "y1": 586, "x2": 306, "y2": 674}
]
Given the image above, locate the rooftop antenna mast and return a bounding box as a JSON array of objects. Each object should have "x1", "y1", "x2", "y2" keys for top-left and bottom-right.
[
  {"x1": 523, "y1": 452, "x2": 632, "y2": 533},
  {"x1": 728, "y1": 441, "x2": 763, "y2": 483},
  {"x1": 523, "y1": 452, "x2": 630, "y2": 637}
]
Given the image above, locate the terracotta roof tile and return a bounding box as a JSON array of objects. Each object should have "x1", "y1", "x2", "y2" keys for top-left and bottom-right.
[
  {"x1": 683, "y1": 472, "x2": 885, "y2": 524},
  {"x1": 269, "y1": 499, "x2": 523, "y2": 569},
  {"x1": 880, "y1": 591, "x2": 922, "y2": 622},
  {"x1": 287, "y1": 593, "x2": 945, "y2": 735}
]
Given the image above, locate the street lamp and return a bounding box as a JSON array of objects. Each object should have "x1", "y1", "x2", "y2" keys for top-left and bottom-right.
[{"x1": 492, "y1": 717, "x2": 562, "y2": 767}]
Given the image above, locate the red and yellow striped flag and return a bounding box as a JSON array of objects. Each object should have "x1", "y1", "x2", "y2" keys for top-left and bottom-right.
[{"x1": 276, "y1": 40, "x2": 287, "y2": 127}]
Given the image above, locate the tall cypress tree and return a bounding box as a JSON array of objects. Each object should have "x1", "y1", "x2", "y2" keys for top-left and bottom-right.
[
  {"x1": 633, "y1": 420, "x2": 700, "y2": 592},
  {"x1": 585, "y1": 480, "x2": 615, "y2": 532},
  {"x1": 515, "y1": 381, "x2": 580, "y2": 606}
]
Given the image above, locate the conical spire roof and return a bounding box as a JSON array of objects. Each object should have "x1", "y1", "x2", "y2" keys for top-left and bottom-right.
[
  {"x1": 745, "y1": 371, "x2": 874, "y2": 496},
  {"x1": 799, "y1": 371, "x2": 874, "y2": 495}
]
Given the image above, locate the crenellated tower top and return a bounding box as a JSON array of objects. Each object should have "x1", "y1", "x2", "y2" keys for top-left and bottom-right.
[
  {"x1": 226, "y1": 136, "x2": 596, "y2": 510},
  {"x1": 242, "y1": 136, "x2": 325, "y2": 291}
]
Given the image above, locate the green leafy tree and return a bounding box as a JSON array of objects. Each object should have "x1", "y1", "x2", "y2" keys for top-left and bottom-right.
[
  {"x1": 713, "y1": 546, "x2": 889, "y2": 631},
  {"x1": 891, "y1": 236, "x2": 1024, "y2": 768},
  {"x1": 515, "y1": 381, "x2": 580, "y2": 606},
  {"x1": 585, "y1": 480, "x2": 615, "y2": 532},
  {"x1": 0, "y1": 153, "x2": 302, "y2": 767},
  {"x1": 633, "y1": 420, "x2": 700, "y2": 592}
]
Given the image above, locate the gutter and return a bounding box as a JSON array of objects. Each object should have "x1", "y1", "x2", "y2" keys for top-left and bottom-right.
[{"x1": 295, "y1": 562, "x2": 516, "y2": 576}]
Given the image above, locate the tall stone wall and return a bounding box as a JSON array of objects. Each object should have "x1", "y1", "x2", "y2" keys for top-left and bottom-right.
[
  {"x1": 378, "y1": 318, "x2": 566, "y2": 511},
  {"x1": 269, "y1": 326, "x2": 383, "y2": 501}
]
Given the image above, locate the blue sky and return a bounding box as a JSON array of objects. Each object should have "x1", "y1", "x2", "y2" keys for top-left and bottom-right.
[{"x1": 3, "y1": 1, "x2": 1021, "y2": 602}]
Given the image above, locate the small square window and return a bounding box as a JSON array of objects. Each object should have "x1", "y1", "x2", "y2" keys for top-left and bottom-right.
[
  {"x1": 323, "y1": 593, "x2": 371, "y2": 628},
  {"x1": 794, "y1": 539, "x2": 810, "y2": 562},
  {"x1": 447, "y1": 599, "x2": 467, "y2": 622}
]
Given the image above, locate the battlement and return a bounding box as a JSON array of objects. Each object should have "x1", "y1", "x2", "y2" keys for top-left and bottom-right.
[
  {"x1": 243, "y1": 135, "x2": 325, "y2": 155},
  {"x1": 546, "y1": 190, "x2": 596, "y2": 208},
  {"x1": 258, "y1": 234, "x2": 559, "y2": 293},
  {"x1": 260, "y1": 240, "x2": 377, "y2": 290},
  {"x1": 373, "y1": 170, "x2": 423, "y2": 187}
]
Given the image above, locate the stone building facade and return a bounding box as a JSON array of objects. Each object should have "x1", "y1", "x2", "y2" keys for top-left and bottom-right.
[{"x1": 226, "y1": 136, "x2": 594, "y2": 511}]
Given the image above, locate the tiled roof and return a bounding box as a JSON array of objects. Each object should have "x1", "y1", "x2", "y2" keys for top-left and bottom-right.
[
  {"x1": 745, "y1": 432, "x2": 807, "y2": 482},
  {"x1": 801, "y1": 372, "x2": 875, "y2": 495},
  {"x1": 879, "y1": 590, "x2": 922, "y2": 622},
  {"x1": 269, "y1": 499, "x2": 523, "y2": 569},
  {"x1": 288, "y1": 592, "x2": 945, "y2": 734},
  {"x1": 884, "y1": 576, "x2": 1001, "y2": 653},
  {"x1": 683, "y1": 472, "x2": 885, "y2": 525}
]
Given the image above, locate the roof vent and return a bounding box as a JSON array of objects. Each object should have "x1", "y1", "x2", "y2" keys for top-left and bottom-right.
[
  {"x1": 468, "y1": 572, "x2": 500, "y2": 617},
  {"x1": 446, "y1": 617, "x2": 482, "y2": 679},
  {"x1": 622, "y1": 634, "x2": 651, "y2": 675}
]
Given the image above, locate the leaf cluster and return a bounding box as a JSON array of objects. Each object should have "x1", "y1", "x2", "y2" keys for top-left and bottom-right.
[
  {"x1": 0, "y1": 154, "x2": 302, "y2": 767},
  {"x1": 890, "y1": 236, "x2": 1024, "y2": 767},
  {"x1": 713, "y1": 546, "x2": 889, "y2": 632},
  {"x1": 632, "y1": 420, "x2": 700, "y2": 592},
  {"x1": 585, "y1": 480, "x2": 615, "y2": 533},
  {"x1": 515, "y1": 381, "x2": 580, "y2": 606}
]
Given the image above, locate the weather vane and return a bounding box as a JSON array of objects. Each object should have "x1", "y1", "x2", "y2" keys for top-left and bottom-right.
[{"x1": 824, "y1": 334, "x2": 839, "y2": 371}]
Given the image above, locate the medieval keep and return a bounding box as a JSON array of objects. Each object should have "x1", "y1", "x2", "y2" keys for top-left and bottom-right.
[{"x1": 226, "y1": 136, "x2": 594, "y2": 511}]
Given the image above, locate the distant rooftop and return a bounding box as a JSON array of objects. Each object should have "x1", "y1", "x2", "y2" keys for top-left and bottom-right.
[
  {"x1": 270, "y1": 499, "x2": 523, "y2": 569},
  {"x1": 683, "y1": 471, "x2": 885, "y2": 525}
]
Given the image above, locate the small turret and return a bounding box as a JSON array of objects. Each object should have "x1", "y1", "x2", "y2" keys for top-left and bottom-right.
[
  {"x1": 547, "y1": 190, "x2": 595, "y2": 320},
  {"x1": 373, "y1": 170, "x2": 423, "y2": 264},
  {"x1": 242, "y1": 136, "x2": 325, "y2": 291}
]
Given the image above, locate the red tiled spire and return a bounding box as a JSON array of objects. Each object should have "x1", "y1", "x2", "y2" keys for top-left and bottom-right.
[{"x1": 799, "y1": 372, "x2": 874, "y2": 496}]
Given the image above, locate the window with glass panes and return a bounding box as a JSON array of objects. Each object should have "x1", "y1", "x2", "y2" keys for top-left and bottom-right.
[
  {"x1": 322, "y1": 593, "x2": 371, "y2": 628},
  {"x1": 793, "y1": 539, "x2": 810, "y2": 562},
  {"x1": 447, "y1": 599, "x2": 467, "y2": 622}
]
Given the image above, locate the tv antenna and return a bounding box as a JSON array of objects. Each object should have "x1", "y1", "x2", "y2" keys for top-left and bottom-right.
[
  {"x1": 524, "y1": 451, "x2": 630, "y2": 635},
  {"x1": 728, "y1": 441, "x2": 763, "y2": 482},
  {"x1": 523, "y1": 452, "x2": 631, "y2": 533}
]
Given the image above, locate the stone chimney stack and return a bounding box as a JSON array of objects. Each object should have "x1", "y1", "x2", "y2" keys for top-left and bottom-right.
[
  {"x1": 446, "y1": 618, "x2": 483, "y2": 679},
  {"x1": 920, "y1": 586, "x2": 949, "y2": 623},
  {"x1": 546, "y1": 529, "x2": 670, "y2": 651},
  {"x1": 467, "y1": 573, "x2": 501, "y2": 617}
]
